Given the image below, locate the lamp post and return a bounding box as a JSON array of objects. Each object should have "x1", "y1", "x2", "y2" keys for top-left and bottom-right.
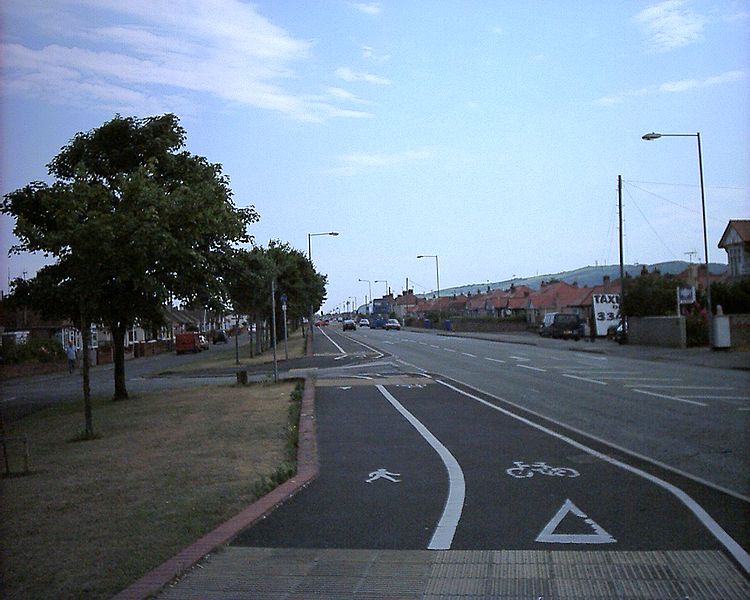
[
  {"x1": 307, "y1": 231, "x2": 339, "y2": 339},
  {"x1": 358, "y1": 278, "x2": 372, "y2": 314},
  {"x1": 417, "y1": 254, "x2": 440, "y2": 324},
  {"x1": 374, "y1": 280, "x2": 389, "y2": 296},
  {"x1": 641, "y1": 132, "x2": 712, "y2": 343}
]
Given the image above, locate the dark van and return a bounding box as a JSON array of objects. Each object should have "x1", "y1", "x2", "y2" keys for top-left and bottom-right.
[{"x1": 551, "y1": 314, "x2": 583, "y2": 340}]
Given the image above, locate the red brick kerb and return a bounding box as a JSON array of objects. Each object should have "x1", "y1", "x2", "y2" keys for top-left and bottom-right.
[{"x1": 110, "y1": 376, "x2": 319, "y2": 600}]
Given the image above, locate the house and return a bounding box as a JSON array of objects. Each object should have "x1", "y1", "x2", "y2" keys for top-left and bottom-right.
[{"x1": 718, "y1": 220, "x2": 750, "y2": 279}]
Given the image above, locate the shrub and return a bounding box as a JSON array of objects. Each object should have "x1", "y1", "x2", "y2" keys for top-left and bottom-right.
[{"x1": 0, "y1": 337, "x2": 65, "y2": 365}]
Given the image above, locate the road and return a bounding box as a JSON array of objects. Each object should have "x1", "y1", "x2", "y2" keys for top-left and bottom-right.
[{"x1": 235, "y1": 324, "x2": 750, "y2": 580}]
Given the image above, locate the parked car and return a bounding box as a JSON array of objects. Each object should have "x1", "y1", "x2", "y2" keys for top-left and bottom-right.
[
  {"x1": 539, "y1": 312, "x2": 558, "y2": 337},
  {"x1": 343, "y1": 319, "x2": 356, "y2": 331},
  {"x1": 198, "y1": 334, "x2": 210, "y2": 350},
  {"x1": 212, "y1": 330, "x2": 228, "y2": 344},
  {"x1": 175, "y1": 332, "x2": 201, "y2": 354},
  {"x1": 358, "y1": 318, "x2": 370, "y2": 328},
  {"x1": 385, "y1": 318, "x2": 401, "y2": 331},
  {"x1": 613, "y1": 320, "x2": 628, "y2": 344},
  {"x1": 551, "y1": 313, "x2": 583, "y2": 340}
]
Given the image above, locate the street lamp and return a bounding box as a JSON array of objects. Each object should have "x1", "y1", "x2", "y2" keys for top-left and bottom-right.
[
  {"x1": 307, "y1": 231, "x2": 339, "y2": 338},
  {"x1": 374, "y1": 280, "x2": 389, "y2": 296},
  {"x1": 358, "y1": 278, "x2": 372, "y2": 314},
  {"x1": 641, "y1": 132, "x2": 712, "y2": 343},
  {"x1": 417, "y1": 254, "x2": 440, "y2": 324},
  {"x1": 307, "y1": 231, "x2": 339, "y2": 260}
]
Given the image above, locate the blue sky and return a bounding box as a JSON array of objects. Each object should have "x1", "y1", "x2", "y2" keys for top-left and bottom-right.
[{"x1": 2, "y1": 0, "x2": 748, "y2": 313}]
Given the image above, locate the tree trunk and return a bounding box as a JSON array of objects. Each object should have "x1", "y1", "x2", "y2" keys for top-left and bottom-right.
[
  {"x1": 112, "y1": 322, "x2": 129, "y2": 400},
  {"x1": 80, "y1": 312, "x2": 94, "y2": 438}
]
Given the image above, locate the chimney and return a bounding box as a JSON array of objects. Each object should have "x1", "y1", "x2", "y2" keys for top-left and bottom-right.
[{"x1": 603, "y1": 275, "x2": 610, "y2": 292}]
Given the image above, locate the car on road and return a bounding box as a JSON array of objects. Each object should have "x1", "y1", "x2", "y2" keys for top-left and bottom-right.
[
  {"x1": 343, "y1": 319, "x2": 356, "y2": 331},
  {"x1": 385, "y1": 318, "x2": 401, "y2": 331},
  {"x1": 358, "y1": 318, "x2": 370, "y2": 328}
]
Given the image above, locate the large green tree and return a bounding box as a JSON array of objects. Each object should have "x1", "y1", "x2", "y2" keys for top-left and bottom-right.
[{"x1": 3, "y1": 114, "x2": 258, "y2": 417}]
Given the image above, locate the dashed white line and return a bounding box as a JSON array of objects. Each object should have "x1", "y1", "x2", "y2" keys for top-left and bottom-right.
[
  {"x1": 462, "y1": 352, "x2": 477, "y2": 358},
  {"x1": 562, "y1": 374, "x2": 607, "y2": 385},
  {"x1": 517, "y1": 364, "x2": 547, "y2": 373},
  {"x1": 485, "y1": 357, "x2": 506, "y2": 364},
  {"x1": 510, "y1": 355, "x2": 530, "y2": 362},
  {"x1": 444, "y1": 348, "x2": 457, "y2": 353},
  {"x1": 631, "y1": 388, "x2": 708, "y2": 407}
]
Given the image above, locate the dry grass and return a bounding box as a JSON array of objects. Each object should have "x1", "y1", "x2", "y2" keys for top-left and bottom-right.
[{"x1": 0, "y1": 381, "x2": 298, "y2": 600}]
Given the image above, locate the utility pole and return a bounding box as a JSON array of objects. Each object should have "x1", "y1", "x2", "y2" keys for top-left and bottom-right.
[{"x1": 618, "y1": 175, "x2": 626, "y2": 331}]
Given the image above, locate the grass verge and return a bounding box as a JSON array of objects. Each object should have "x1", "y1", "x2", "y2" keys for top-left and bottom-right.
[
  {"x1": 160, "y1": 328, "x2": 306, "y2": 374},
  {"x1": 0, "y1": 380, "x2": 302, "y2": 600}
]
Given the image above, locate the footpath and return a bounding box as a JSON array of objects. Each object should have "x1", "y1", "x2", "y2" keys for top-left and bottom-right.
[{"x1": 111, "y1": 330, "x2": 749, "y2": 600}]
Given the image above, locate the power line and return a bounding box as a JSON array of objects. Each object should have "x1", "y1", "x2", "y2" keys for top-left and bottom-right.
[{"x1": 623, "y1": 185, "x2": 678, "y2": 259}]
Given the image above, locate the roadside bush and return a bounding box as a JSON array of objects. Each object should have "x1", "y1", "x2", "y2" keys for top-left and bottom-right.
[
  {"x1": 686, "y1": 314, "x2": 708, "y2": 347},
  {"x1": 0, "y1": 337, "x2": 65, "y2": 365}
]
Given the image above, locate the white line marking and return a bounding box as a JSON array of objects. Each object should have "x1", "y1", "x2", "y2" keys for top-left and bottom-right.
[
  {"x1": 444, "y1": 348, "x2": 457, "y2": 353},
  {"x1": 510, "y1": 355, "x2": 530, "y2": 362},
  {"x1": 517, "y1": 364, "x2": 547, "y2": 372},
  {"x1": 317, "y1": 327, "x2": 346, "y2": 354},
  {"x1": 562, "y1": 374, "x2": 607, "y2": 385},
  {"x1": 632, "y1": 389, "x2": 708, "y2": 407},
  {"x1": 535, "y1": 499, "x2": 616, "y2": 544},
  {"x1": 376, "y1": 385, "x2": 465, "y2": 551},
  {"x1": 597, "y1": 377, "x2": 682, "y2": 381},
  {"x1": 342, "y1": 335, "x2": 385, "y2": 359},
  {"x1": 574, "y1": 353, "x2": 608, "y2": 361},
  {"x1": 462, "y1": 352, "x2": 477, "y2": 358},
  {"x1": 623, "y1": 385, "x2": 734, "y2": 390},
  {"x1": 430, "y1": 345, "x2": 440, "y2": 349},
  {"x1": 484, "y1": 357, "x2": 506, "y2": 364},
  {"x1": 683, "y1": 395, "x2": 749, "y2": 400},
  {"x1": 435, "y1": 379, "x2": 750, "y2": 573}
]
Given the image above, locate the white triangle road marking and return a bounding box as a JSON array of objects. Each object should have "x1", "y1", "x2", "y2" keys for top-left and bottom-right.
[{"x1": 535, "y1": 498, "x2": 616, "y2": 544}]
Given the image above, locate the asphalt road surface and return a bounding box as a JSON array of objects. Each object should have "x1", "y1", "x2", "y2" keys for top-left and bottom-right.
[{"x1": 236, "y1": 325, "x2": 749, "y2": 576}]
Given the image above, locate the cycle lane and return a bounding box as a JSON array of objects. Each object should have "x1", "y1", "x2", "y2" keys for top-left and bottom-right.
[{"x1": 391, "y1": 377, "x2": 749, "y2": 569}]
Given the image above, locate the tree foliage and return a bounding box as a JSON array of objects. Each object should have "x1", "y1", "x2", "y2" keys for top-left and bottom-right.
[
  {"x1": 227, "y1": 242, "x2": 327, "y2": 337},
  {"x1": 2, "y1": 114, "x2": 258, "y2": 414}
]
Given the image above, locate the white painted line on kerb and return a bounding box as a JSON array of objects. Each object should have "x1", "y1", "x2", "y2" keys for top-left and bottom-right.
[
  {"x1": 485, "y1": 357, "x2": 506, "y2": 364},
  {"x1": 435, "y1": 379, "x2": 750, "y2": 574},
  {"x1": 517, "y1": 364, "x2": 547, "y2": 373},
  {"x1": 376, "y1": 385, "x2": 465, "y2": 551},
  {"x1": 317, "y1": 327, "x2": 346, "y2": 354},
  {"x1": 632, "y1": 389, "x2": 708, "y2": 407},
  {"x1": 562, "y1": 374, "x2": 607, "y2": 386}
]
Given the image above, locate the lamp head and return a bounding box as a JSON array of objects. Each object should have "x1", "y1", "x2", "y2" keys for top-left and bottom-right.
[{"x1": 642, "y1": 132, "x2": 662, "y2": 141}]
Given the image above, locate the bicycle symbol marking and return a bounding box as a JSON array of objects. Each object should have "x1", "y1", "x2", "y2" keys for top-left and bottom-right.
[{"x1": 505, "y1": 461, "x2": 580, "y2": 479}]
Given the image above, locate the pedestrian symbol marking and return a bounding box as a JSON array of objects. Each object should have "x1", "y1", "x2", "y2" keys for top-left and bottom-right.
[
  {"x1": 535, "y1": 499, "x2": 616, "y2": 544},
  {"x1": 366, "y1": 469, "x2": 401, "y2": 483}
]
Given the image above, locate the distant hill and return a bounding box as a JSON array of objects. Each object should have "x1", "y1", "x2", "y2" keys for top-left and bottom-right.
[{"x1": 425, "y1": 261, "x2": 728, "y2": 298}]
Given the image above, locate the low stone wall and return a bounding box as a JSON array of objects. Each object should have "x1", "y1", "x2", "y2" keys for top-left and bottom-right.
[
  {"x1": 628, "y1": 316, "x2": 686, "y2": 348},
  {"x1": 729, "y1": 314, "x2": 750, "y2": 350}
]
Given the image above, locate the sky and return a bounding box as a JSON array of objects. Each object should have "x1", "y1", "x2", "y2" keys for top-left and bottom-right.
[{"x1": 1, "y1": 0, "x2": 748, "y2": 314}]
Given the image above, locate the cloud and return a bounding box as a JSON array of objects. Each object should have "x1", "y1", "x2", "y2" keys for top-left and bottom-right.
[
  {"x1": 594, "y1": 70, "x2": 745, "y2": 105},
  {"x1": 351, "y1": 2, "x2": 382, "y2": 16},
  {"x1": 635, "y1": 0, "x2": 706, "y2": 51},
  {"x1": 327, "y1": 148, "x2": 436, "y2": 176},
  {"x1": 362, "y1": 45, "x2": 391, "y2": 64},
  {"x1": 335, "y1": 67, "x2": 392, "y2": 85},
  {"x1": 1, "y1": 0, "x2": 373, "y2": 122}
]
